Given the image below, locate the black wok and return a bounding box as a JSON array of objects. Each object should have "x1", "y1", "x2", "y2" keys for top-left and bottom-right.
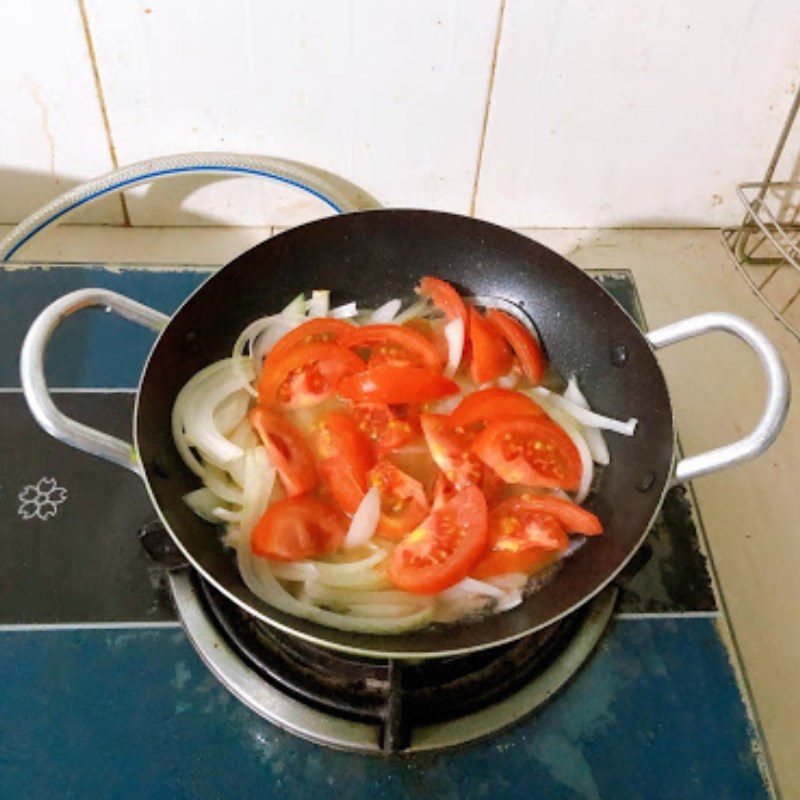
[{"x1": 20, "y1": 209, "x2": 789, "y2": 659}]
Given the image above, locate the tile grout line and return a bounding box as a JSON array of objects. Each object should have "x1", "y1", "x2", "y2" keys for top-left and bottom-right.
[
  {"x1": 0, "y1": 622, "x2": 181, "y2": 632},
  {"x1": 614, "y1": 611, "x2": 720, "y2": 620},
  {"x1": 76, "y1": 0, "x2": 131, "y2": 227},
  {"x1": 469, "y1": 0, "x2": 507, "y2": 217}
]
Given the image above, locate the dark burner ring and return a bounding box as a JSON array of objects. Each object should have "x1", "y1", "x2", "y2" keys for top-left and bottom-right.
[{"x1": 197, "y1": 576, "x2": 590, "y2": 753}]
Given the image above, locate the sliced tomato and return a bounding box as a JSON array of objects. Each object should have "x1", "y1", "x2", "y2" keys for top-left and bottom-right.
[
  {"x1": 403, "y1": 318, "x2": 450, "y2": 364},
  {"x1": 353, "y1": 403, "x2": 419, "y2": 455},
  {"x1": 509, "y1": 494, "x2": 602, "y2": 535},
  {"x1": 486, "y1": 309, "x2": 547, "y2": 385},
  {"x1": 387, "y1": 485, "x2": 489, "y2": 594},
  {"x1": 267, "y1": 318, "x2": 354, "y2": 362},
  {"x1": 258, "y1": 342, "x2": 364, "y2": 405},
  {"x1": 342, "y1": 324, "x2": 442, "y2": 370},
  {"x1": 250, "y1": 407, "x2": 317, "y2": 497},
  {"x1": 337, "y1": 366, "x2": 459, "y2": 404},
  {"x1": 368, "y1": 460, "x2": 429, "y2": 541},
  {"x1": 468, "y1": 308, "x2": 513, "y2": 384},
  {"x1": 431, "y1": 472, "x2": 456, "y2": 511},
  {"x1": 420, "y1": 413, "x2": 483, "y2": 489},
  {"x1": 472, "y1": 417, "x2": 582, "y2": 491},
  {"x1": 311, "y1": 411, "x2": 375, "y2": 514},
  {"x1": 472, "y1": 495, "x2": 570, "y2": 579},
  {"x1": 417, "y1": 276, "x2": 469, "y2": 331},
  {"x1": 450, "y1": 387, "x2": 546, "y2": 429},
  {"x1": 251, "y1": 496, "x2": 346, "y2": 561}
]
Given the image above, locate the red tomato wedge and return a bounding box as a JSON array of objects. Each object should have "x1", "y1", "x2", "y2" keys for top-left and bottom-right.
[
  {"x1": 387, "y1": 485, "x2": 489, "y2": 594},
  {"x1": 353, "y1": 403, "x2": 419, "y2": 455},
  {"x1": 258, "y1": 342, "x2": 364, "y2": 405},
  {"x1": 472, "y1": 417, "x2": 582, "y2": 491},
  {"x1": 341, "y1": 324, "x2": 442, "y2": 370},
  {"x1": 250, "y1": 407, "x2": 317, "y2": 497},
  {"x1": 472, "y1": 494, "x2": 571, "y2": 579},
  {"x1": 417, "y1": 276, "x2": 469, "y2": 332},
  {"x1": 368, "y1": 460, "x2": 429, "y2": 541},
  {"x1": 337, "y1": 366, "x2": 459, "y2": 404},
  {"x1": 402, "y1": 318, "x2": 449, "y2": 364},
  {"x1": 468, "y1": 308, "x2": 513, "y2": 384},
  {"x1": 311, "y1": 411, "x2": 375, "y2": 514},
  {"x1": 266, "y1": 318, "x2": 354, "y2": 362},
  {"x1": 251, "y1": 496, "x2": 346, "y2": 561},
  {"x1": 431, "y1": 472, "x2": 457, "y2": 511},
  {"x1": 509, "y1": 494, "x2": 603, "y2": 535},
  {"x1": 420, "y1": 413, "x2": 483, "y2": 489},
  {"x1": 486, "y1": 309, "x2": 547, "y2": 385},
  {"x1": 450, "y1": 387, "x2": 546, "y2": 429}
]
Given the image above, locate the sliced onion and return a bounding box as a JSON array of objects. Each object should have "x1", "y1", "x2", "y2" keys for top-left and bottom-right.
[
  {"x1": 212, "y1": 506, "x2": 241, "y2": 523},
  {"x1": 394, "y1": 298, "x2": 432, "y2": 323},
  {"x1": 172, "y1": 358, "x2": 254, "y2": 476},
  {"x1": 237, "y1": 552, "x2": 434, "y2": 633},
  {"x1": 203, "y1": 465, "x2": 244, "y2": 504},
  {"x1": 565, "y1": 536, "x2": 587, "y2": 557},
  {"x1": 532, "y1": 386, "x2": 637, "y2": 436},
  {"x1": 239, "y1": 447, "x2": 275, "y2": 537},
  {"x1": 222, "y1": 524, "x2": 240, "y2": 549},
  {"x1": 343, "y1": 488, "x2": 381, "y2": 549},
  {"x1": 303, "y1": 584, "x2": 430, "y2": 608},
  {"x1": 497, "y1": 372, "x2": 519, "y2": 389},
  {"x1": 440, "y1": 577, "x2": 506, "y2": 600},
  {"x1": 370, "y1": 298, "x2": 402, "y2": 323},
  {"x1": 545, "y1": 405, "x2": 594, "y2": 503},
  {"x1": 311, "y1": 546, "x2": 387, "y2": 575},
  {"x1": 213, "y1": 390, "x2": 250, "y2": 435},
  {"x1": 484, "y1": 572, "x2": 528, "y2": 592},
  {"x1": 228, "y1": 418, "x2": 258, "y2": 450},
  {"x1": 281, "y1": 293, "x2": 306, "y2": 318},
  {"x1": 307, "y1": 289, "x2": 329, "y2": 318},
  {"x1": 564, "y1": 377, "x2": 611, "y2": 465},
  {"x1": 269, "y1": 562, "x2": 319, "y2": 582},
  {"x1": 314, "y1": 570, "x2": 391, "y2": 591},
  {"x1": 495, "y1": 590, "x2": 523, "y2": 612},
  {"x1": 181, "y1": 359, "x2": 255, "y2": 466},
  {"x1": 443, "y1": 317, "x2": 465, "y2": 377},
  {"x1": 330, "y1": 301, "x2": 358, "y2": 319},
  {"x1": 183, "y1": 488, "x2": 223, "y2": 523}
]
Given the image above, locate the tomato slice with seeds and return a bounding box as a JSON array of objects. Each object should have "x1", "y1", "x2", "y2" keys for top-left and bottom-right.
[
  {"x1": 511, "y1": 494, "x2": 603, "y2": 535},
  {"x1": 258, "y1": 342, "x2": 364, "y2": 405},
  {"x1": 266, "y1": 318, "x2": 354, "y2": 362},
  {"x1": 450, "y1": 387, "x2": 546, "y2": 429},
  {"x1": 368, "y1": 460, "x2": 429, "y2": 541},
  {"x1": 251, "y1": 496, "x2": 346, "y2": 561},
  {"x1": 471, "y1": 495, "x2": 571, "y2": 579},
  {"x1": 420, "y1": 413, "x2": 483, "y2": 489},
  {"x1": 353, "y1": 403, "x2": 419, "y2": 455},
  {"x1": 417, "y1": 276, "x2": 469, "y2": 332},
  {"x1": 250, "y1": 407, "x2": 317, "y2": 497},
  {"x1": 387, "y1": 485, "x2": 489, "y2": 594},
  {"x1": 468, "y1": 308, "x2": 513, "y2": 384},
  {"x1": 342, "y1": 324, "x2": 442, "y2": 370},
  {"x1": 486, "y1": 309, "x2": 547, "y2": 385},
  {"x1": 337, "y1": 366, "x2": 459, "y2": 404},
  {"x1": 311, "y1": 411, "x2": 375, "y2": 514},
  {"x1": 472, "y1": 417, "x2": 582, "y2": 491},
  {"x1": 402, "y1": 318, "x2": 450, "y2": 364}
]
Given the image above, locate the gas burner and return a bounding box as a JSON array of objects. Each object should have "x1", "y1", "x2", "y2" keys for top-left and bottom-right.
[{"x1": 167, "y1": 569, "x2": 616, "y2": 754}]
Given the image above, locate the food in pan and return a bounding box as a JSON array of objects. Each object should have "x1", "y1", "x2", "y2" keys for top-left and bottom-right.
[{"x1": 173, "y1": 277, "x2": 637, "y2": 633}]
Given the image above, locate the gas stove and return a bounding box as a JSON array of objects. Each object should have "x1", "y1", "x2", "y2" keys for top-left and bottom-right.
[{"x1": 0, "y1": 263, "x2": 775, "y2": 798}]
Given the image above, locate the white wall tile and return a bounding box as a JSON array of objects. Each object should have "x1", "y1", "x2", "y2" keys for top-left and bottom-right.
[
  {"x1": 84, "y1": 0, "x2": 500, "y2": 226},
  {"x1": 476, "y1": 0, "x2": 800, "y2": 227},
  {"x1": 0, "y1": 1, "x2": 123, "y2": 226}
]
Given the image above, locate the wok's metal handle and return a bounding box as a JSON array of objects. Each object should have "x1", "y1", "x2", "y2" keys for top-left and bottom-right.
[
  {"x1": 20, "y1": 289, "x2": 168, "y2": 475},
  {"x1": 646, "y1": 312, "x2": 789, "y2": 482}
]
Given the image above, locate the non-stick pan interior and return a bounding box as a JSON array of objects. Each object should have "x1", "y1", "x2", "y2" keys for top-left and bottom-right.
[{"x1": 136, "y1": 210, "x2": 674, "y2": 658}]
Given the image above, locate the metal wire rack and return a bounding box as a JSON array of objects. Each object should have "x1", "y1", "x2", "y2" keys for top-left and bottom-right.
[{"x1": 722, "y1": 83, "x2": 800, "y2": 339}]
